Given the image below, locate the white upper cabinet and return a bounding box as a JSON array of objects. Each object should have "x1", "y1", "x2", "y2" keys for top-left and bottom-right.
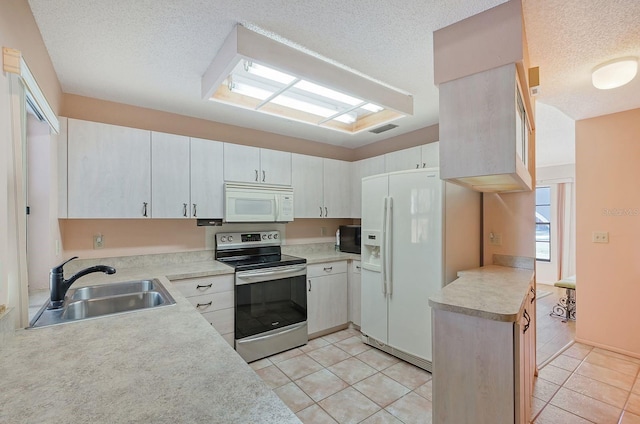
[
  {"x1": 67, "y1": 119, "x2": 151, "y2": 218},
  {"x1": 260, "y1": 148, "x2": 292, "y2": 185},
  {"x1": 384, "y1": 143, "x2": 440, "y2": 173},
  {"x1": 323, "y1": 158, "x2": 351, "y2": 218},
  {"x1": 223, "y1": 144, "x2": 291, "y2": 185},
  {"x1": 350, "y1": 156, "x2": 385, "y2": 218},
  {"x1": 151, "y1": 132, "x2": 190, "y2": 218},
  {"x1": 190, "y1": 137, "x2": 224, "y2": 218},
  {"x1": 421, "y1": 142, "x2": 440, "y2": 169},
  {"x1": 439, "y1": 64, "x2": 532, "y2": 192},
  {"x1": 291, "y1": 154, "x2": 351, "y2": 218},
  {"x1": 384, "y1": 146, "x2": 421, "y2": 172},
  {"x1": 292, "y1": 154, "x2": 324, "y2": 218}
]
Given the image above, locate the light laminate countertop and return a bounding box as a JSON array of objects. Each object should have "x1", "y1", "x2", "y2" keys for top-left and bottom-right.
[
  {"x1": 0, "y1": 266, "x2": 300, "y2": 424},
  {"x1": 428, "y1": 265, "x2": 535, "y2": 322}
]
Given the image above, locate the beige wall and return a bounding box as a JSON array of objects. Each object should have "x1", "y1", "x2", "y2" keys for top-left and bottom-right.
[
  {"x1": 0, "y1": 0, "x2": 62, "y2": 325},
  {"x1": 483, "y1": 192, "x2": 535, "y2": 265},
  {"x1": 61, "y1": 218, "x2": 354, "y2": 261},
  {"x1": 62, "y1": 94, "x2": 355, "y2": 161},
  {"x1": 576, "y1": 108, "x2": 640, "y2": 357}
]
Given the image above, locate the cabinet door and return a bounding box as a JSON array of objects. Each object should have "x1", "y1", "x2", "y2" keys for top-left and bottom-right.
[
  {"x1": 384, "y1": 146, "x2": 421, "y2": 172},
  {"x1": 190, "y1": 138, "x2": 224, "y2": 218},
  {"x1": 307, "y1": 273, "x2": 348, "y2": 335},
  {"x1": 292, "y1": 153, "x2": 324, "y2": 218},
  {"x1": 350, "y1": 155, "x2": 385, "y2": 218},
  {"x1": 151, "y1": 132, "x2": 190, "y2": 218},
  {"x1": 223, "y1": 143, "x2": 261, "y2": 183},
  {"x1": 260, "y1": 148, "x2": 291, "y2": 185},
  {"x1": 68, "y1": 119, "x2": 151, "y2": 218},
  {"x1": 323, "y1": 158, "x2": 351, "y2": 218},
  {"x1": 349, "y1": 261, "x2": 362, "y2": 326},
  {"x1": 420, "y1": 142, "x2": 440, "y2": 169}
]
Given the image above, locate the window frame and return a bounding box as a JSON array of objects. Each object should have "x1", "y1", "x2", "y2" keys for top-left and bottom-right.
[{"x1": 535, "y1": 186, "x2": 551, "y2": 262}]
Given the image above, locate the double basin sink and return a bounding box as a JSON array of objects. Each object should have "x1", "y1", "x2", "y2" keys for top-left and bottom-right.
[{"x1": 30, "y1": 279, "x2": 176, "y2": 328}]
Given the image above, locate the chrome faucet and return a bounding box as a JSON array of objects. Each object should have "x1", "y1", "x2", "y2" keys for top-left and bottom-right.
[{"x1": 48, "y1": 256, "x2": 116, "y2": 309}]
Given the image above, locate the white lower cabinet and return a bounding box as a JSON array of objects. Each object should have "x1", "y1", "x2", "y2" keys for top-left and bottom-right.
[
  {"x1": 172, "y1": 274, "x2": 234, "y2": 346},
  {"x1": 348, "y1": 260, "x2": 362, "y2": 326},
  {"x1": 307, "y1": 261, "x2": 348, "y2": 336}
]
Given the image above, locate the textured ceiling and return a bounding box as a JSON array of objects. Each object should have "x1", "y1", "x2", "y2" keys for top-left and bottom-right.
[{"x1": 27, "y1": 0, "x2": 640, "y2": 150}]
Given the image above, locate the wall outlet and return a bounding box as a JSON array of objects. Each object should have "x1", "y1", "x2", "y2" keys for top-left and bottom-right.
[
  {"x1": 320, "y1": 227, "x2": 326, "y2": 236},
  {"x1": 93, "y1": 234, "x2": 105, "y2": 249},
  {"x1": 489, "y1": 232, "x2": 502, "y2": 246},
  {"x1": 592, "y1": 231, "x2": 609, "y2": 243}
]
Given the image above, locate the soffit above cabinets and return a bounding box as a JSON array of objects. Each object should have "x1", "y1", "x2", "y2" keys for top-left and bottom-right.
[{"x1": 27, "y1": 0, "x2": 640, "y2": 148}]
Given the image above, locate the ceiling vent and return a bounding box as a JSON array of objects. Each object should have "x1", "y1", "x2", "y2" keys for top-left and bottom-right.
[{"x1": 369, "y1": 124, "x2": 398, "y2": 134}]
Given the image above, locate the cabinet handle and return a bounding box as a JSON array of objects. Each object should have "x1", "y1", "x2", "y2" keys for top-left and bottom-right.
[
  {"x1": 523, "y1": 309, "x2": 531, "y2": 333},
  {"x1": 308, "y1": 280, "x2": 312, "y2": 292},
  {"x1": 262, "y1": 170, "x2": 266, "y2": 182},
  {"x1": 196, "y1": 283, "x2": 212, "y2": 289},
  {"x1": 319, "y1": 207, "x2": 323, "y2": 217},
  {"x1": 255, "y1": 169, "x2": 259, "y2": 182},
  {"x1": 183, "y1": 203, "x2": 188, "y2": 217},
  {"x1": 325, "y1": 207, "x2": 328, "y2": 217},
  {"x1": 323, "y1": 266, "x2": 333, "y2": 272},
  {"x1": 416, "y1": 163, "x2": 420, "y2": 169},
  {"x1": 192, "y1": 203, "x2": 197, "y2": 218},
  {"x1": 530, "y1": 286, "x2": 536, "y2": 303},
  {"x1": 196, "y1": 301, "x2": 213, "y2": 308},
  {"x1": 356, "y1": 266, "x2": 361, "y2": 270},
  {"x1": 422, "y1": 163, "x2": 426, "y2": 168},
  {"x1": 142, "y1": 202, "x2": 148, "y2": 217}
]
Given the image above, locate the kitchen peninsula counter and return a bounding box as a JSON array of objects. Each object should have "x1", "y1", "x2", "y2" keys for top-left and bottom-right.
[
  {"x1": 0, "y1": 265, "x2": 300, "y2": 424},
  {"x1": 428, "y1": 264, "x2": 535, "y2": 322}
]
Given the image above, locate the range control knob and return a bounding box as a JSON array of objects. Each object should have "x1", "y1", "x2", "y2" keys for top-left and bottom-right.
[
  {"x1": 268, "y1": 234, "x2": 273, "y2": 239},
  {"x1": 220, "y1": 236, "x2": 226, "y2": 242},
  {"x1": 273, "y1": 233, "x2": 278, "y2": 239},
  {"x1": 262, "y1": 234, "x2": 267, "y2": 240},
  {"x1": 228, "y1": 236, "x2": 233, "y2": 242}
]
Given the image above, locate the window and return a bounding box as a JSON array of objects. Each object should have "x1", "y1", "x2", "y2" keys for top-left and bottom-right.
[{"x1": 536, "y1": 186, "x2": 551, "y2": 261}]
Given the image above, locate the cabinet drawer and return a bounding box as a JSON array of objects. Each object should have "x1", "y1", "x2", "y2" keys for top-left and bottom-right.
[
  {"x1": 308, "y1": 261, "x2": 347, "y2": 278},
  {"x1": 186, "y1": 291, "x2": 233, "y2": 313},
  {"x1": 172, "y1": 274, "x2": 233, "y2": 298},
  {"x1": 201, "y1": 308, "x2": 234, "y2": 335}
]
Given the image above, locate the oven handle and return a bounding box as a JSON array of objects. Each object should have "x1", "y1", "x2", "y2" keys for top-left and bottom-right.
[{"x1": 236, "y1": 265, "x2": 307, "y2": 285}]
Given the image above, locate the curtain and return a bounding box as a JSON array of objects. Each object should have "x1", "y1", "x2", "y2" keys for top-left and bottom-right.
[{"x1": 556, "y1": 182, "x2": 574, "y2": 280}]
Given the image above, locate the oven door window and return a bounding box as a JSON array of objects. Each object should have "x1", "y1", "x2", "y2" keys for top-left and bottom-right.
[{"x1": 235, "y1": 274, "x2": 307, "y2": 339}]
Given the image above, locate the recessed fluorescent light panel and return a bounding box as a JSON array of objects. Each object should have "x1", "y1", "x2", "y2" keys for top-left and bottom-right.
[{"x1": 201, "y1": 25, "x2": 413, "y2": 134}]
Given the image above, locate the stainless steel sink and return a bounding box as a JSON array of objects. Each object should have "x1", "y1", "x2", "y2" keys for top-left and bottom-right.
[
  {"x1": 29, "y1": 278, "x2": 176, "y2": 328},
  {"x1": 70, "y1": 279, "x2": 156, "y2": 300}
]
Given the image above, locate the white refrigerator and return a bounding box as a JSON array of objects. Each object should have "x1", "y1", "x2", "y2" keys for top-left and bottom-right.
[{"x1": 360, "y1": 168, "x2": 480, "y2": 371}]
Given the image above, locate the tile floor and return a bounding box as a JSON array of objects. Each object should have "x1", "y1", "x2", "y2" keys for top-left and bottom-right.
[
  {"x1": 253, "y1": 328, "x2": 640, "y2": 424},
  {"x1": 537, "y1": 283, "x2": 577, "y2": 365},
  {"x1": 251, "y1": 327, "x2": 433, "y2": 423}
]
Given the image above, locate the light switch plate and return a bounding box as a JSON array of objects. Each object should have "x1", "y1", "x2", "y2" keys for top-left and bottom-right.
[
  {"x1": 592, "y1": 231, "x2": 609, "y2": 243},
  {"x1": 489, "y1": 232, "x2": 502, "y2": 246}
]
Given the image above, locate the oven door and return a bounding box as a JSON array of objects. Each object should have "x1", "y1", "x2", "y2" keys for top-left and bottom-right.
[{"x1": 235, "y1": 264, "x2": 307, "y2": 344}]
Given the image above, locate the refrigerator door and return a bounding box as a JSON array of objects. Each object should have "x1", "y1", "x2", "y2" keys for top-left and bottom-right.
[
  {"x1": 361, "y1": 174, "x2": 389, "y2": 344},
  {"x1": 387, "y1": 170, "x2": 443, "y2": 361}
]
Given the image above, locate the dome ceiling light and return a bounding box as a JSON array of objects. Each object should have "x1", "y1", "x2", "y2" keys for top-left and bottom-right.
[{"x1": 592, "y1": 57, "x2": 638, "y2": 90}]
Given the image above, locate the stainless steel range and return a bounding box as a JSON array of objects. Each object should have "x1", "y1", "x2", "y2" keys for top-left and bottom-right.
[{"x1": 215, "y1": 231, "x2": 308, "y2": 363}]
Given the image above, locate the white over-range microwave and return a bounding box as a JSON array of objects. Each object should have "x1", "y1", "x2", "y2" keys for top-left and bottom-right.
[{"x1": 224, "y1": 182, "x2": 294, "y2": 223}]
